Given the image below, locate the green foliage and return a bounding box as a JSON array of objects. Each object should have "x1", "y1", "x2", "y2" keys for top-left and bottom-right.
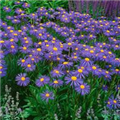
[
  {"x1": 0, "y1": 0, "x2": 68, "y2": 22},
  {"x1": 1, "y1": 0, "x2": 120, "y2": 120}
]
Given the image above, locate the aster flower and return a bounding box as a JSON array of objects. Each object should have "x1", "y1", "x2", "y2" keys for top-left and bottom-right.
[
  {"x1": 14, "y1": 1, "x2": 22, "y2": 5},
  {"x1": 80, "y1": 58, "x2": 93, "y2": 67},
  {"x1": 3, "y1": 7, "x2": 11, "y2": 12},
  {"x1": 75, "y1": 82, "x2": 90, "y2": 95},
  {"x1": 59, "y1": 61, "x2": 73, "y2": 69},
  {"x1": 40, "y1": 91, "x2": 54, "y2": 102},
  {"x1": 12, "y1": 19, "x2": 21, "y2": 24},
  {"x1": 16, "y1": 73, "x2": 30, "y2": 86},
  {"x1": 22, "y1": 2, "x2": 30, "y2": 8},
  {"x1": 24, "y1": 63, "x2": 36, "y2": 72},
  {"x1": 50, "y1": 68, "x2": 64, "y2": 78},
  {"x1": 17, "y1": 58, "x2": 26, "y2": 66},
  {"x1": 87, "y1": 65, "x2": 101, "y2": 77},
  {"x1": 73, "y1": 66, "x2": 89, "y2": 79},
  {"x1": 50, "y1": 79, "x2": 63, "y2": 88},
  {"x1": 65, "y1": 73, "x2": 82, "y2": 86},
  {"x1": 0, "y1": 69, "x2": 7, "y2": 77},
  {"x1": 35, "y1": 76, "x2": 50, "y2": 87},
  {"x1": 116, "y1": 84, "x2": 120, "y2": 91},
  {"x1": 29, "y1": 13, "x2": 37, "y2": 19},
  {"x1": 102, "y1": 85, "x2": 108, "y2": 91},
  {"x1": 106, "y1": 96, "x2": 120, "y2": 109},
  {"x1": 15, "y1": 8, "x2": 24, "y2": 14}
]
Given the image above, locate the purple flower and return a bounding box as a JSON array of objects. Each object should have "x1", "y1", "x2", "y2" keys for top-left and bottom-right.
[
  {"x1": 65, "y1": 73, "x2": 82, "y2": 86},
  {"x1": 50, "y1": 79, "x2": 63, "y2": 88},
  {"x1": 16, "y1": 73, "x2": 30, "y2": 86},
  {"x1": 22, "y1": 2, "x2": 30, "y2": 8},
  {"x1": 12, "y1": 19, "x2": 21, "y2": 24},
  {"x1": 0, "y1": 63, "x2": 7, "y2": 77},
  {"x1": 106, "y1": 96, "x2": 120, "y2": 109},
  {"x1": 59, "y1": 61, "x2": 73, "y2": 69},
  {"x1": 24, "y1": 63, "x2": 36, "y2": 72},
  {"x1": 3, "y1": 7, "x2": 11, "y2": 12},
  {"x1": 102, "y1": 85, "x2": 108, "y2": 91},
  {"x1": 50, "y1": 68, "x2": 64, "y2": 78},
  {"x1": 17, "y1": 58, "x2": 26, "y2": 66},
  {"x1": 15, "y1": 8, "x2": 24, "y2": 14},
  {"x1": 75, "y1": 82, "x2": 90, "y2": 95},
  {"x1": 73, "y1": 66, "x2": 89, "y2": 79},
  {"x1": 40, "y1": 91, "x2": 54, "y2": 102},
  {"x1": 116, "y1": 84, "x2": 120, "y2": 91},
  {"x1": 35, "y1": 76, "x2": 50, "y2": 87},
  {"x1": 80, "y1": 58, "x2": 93, "y2": 67},
  {"x1": 14, "y1": 1, "x2": 22, "y2": 5}
]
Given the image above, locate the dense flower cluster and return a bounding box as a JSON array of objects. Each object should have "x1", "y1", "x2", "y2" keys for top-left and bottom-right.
[{"x1": 1, "y1": 1, "x2": 120, "y2": 106}]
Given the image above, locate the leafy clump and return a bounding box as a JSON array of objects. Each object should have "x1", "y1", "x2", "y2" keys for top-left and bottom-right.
[{"x1": 1, "y1": 0, "x2": 120, "y2": 119}]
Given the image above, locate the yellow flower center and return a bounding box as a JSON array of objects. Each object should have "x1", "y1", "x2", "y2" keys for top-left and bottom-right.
[
  {"x1": 80, "y1": 85, "x2": 85, "y2": 89},
  {"x1": 54, "y1": 80, "x2": 58, "y2": 84},
  {"x1": 0, "y1": 66, "x2": 3, "y2": 69},
  {"x1": 71, "y1": 76, "x2": 77, "y2": 81},
  {"x1": 37, "y1": 48, "x2": 41, "y2": 51},
  {"x1": 38, "y1": 42, "x2": 42, "y2": 45},
  {"x1": 85, "y1": 58, "x2": 90, "y2": 61},
  {"x1": 92, "y1": 66, "x2": 96, "y2": 70},
  {"x1": 81, "y1": 67, "x2": 84, "y2": 69},
  {"x1": 53, "y1": 47, "x2": 58, "y2": 51},
  {"x1": 115, "y1": 45, "x2": 119, "y2": 48},
  {"x1": 14, "y1": 33, "x2": 18, "y2": 36},
  {"x1": 31, "y1": 58, "x2": 34, "y2": 61},
  {"x1": 108, "y1": 51, "x2": 112, "y2": 54},
  {"x1": 63, "y1": 62, "x2": 68, "y2": 65},
  {"x1": 21, "y1": 59, "x2": 25, "y2": 63},
  {"x1": 23, "y1": 47, "x2": 27, "y2": 50},
  {"x1": 75, "y1": 48, "x2": 78, "y2": 50},
  {"x1": 25, "y1": 41, "x2": 29, "y2": 43},
  {"x1": 103, "y1": 56, "x2": 106, "y2": 59},
  {"x1": 113, "y1": 100, "x2": 117, "y2": 104},
  {"x1": 115, "y1": 69, "x2": 119, "y2": 72},
  {"x1": 54, "y1": 70, "x2": 59, "y2": 74},
  {"x1": 90, "y1": 35, "x2": 93, "y2": 37},
  {"x1": 46, "y1": 44, "x2": 49, "y2": 47},
  {"x1": 106, "y1": 71, "x2": 109, "y2": 74},
  {"x1": 11, "y1": 45, "x2": 15, "y2": 49},
  {"x1": 39, "y1": 33, "x2": 42, "y2": 36},
  {"x1": 27, "y1": 64, "x2": 31, "y2": 68},
  {"x1": 45, "y1": 93, "x2": 50, "y2": 97},
  {"x1": 10, "y1": 30, "x2": 13, "y2": 33},
  {"x1": 10, "y1": 39, "x2": 14, "y2": 42},
  {"x1": 101, "y1": 50, "x2": 104, "y2": 52},
  {"x1": 107, "y1": 101, "x2": 110, "y2": 104},
  {"x1": 74, "y1": 56, "x2": 77, "y2": 59},
  {"x1": 106, "y1": 30, "x2": 110, "y2": 33},
  {"x1": 90, "y1": 50, "x2": 94, "y2": 53},
  {"x1": 40, "y1": 78, "x2": 44, "y2": 82},
  {"x1": 68, "y1": 43, "x2": 72, "y2": 46},
  {"x1": 21, "y1": 77, "x2": 25, "y2": 81},
  {"x1": 0, "y1": 40, "x2": 4, "y2": 43},
  {"x1": 78, "y1": 69, "x2": 83, "y2": 73}
]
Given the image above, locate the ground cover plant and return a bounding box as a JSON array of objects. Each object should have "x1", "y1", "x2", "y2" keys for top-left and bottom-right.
[{"x1": 0, "y1": 0, "x2": 120, "y2": 120}]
